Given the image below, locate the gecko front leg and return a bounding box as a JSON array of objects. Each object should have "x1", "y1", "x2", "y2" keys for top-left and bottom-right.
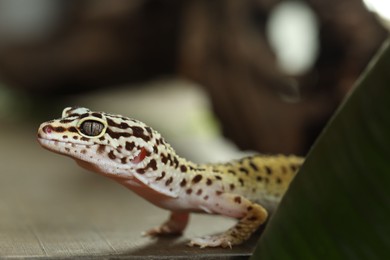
[
  {"x1": 143, "y1": 211, "x2": 189, "y2": 236},
  {"x1": 189, "y1": 194, "x2": 268, "y2": 248}
]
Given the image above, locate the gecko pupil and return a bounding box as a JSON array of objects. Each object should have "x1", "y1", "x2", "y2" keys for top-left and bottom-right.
[{"x1": 80, "y1": 120, "x2": 104, "y2": 137}]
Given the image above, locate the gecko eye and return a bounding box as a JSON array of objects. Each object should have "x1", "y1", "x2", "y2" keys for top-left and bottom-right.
[{"x1": 79, "y1": 120, "x2": 105, "y2": 137}]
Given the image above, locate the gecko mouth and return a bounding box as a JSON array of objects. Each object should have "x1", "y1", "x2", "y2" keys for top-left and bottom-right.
[
  {"x1": 37, "y1": 137, "x2": 144, "y2": 164},
  {"x1": 37, "y1": 137, "x2": 99, "y2": 155},
  {"x1": 37, "y1": 137, "x2": 94, "y2": 148}
]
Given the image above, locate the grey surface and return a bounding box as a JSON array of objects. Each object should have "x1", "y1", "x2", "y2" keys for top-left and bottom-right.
[{"x1": 0, "y1": 123, "x2": 258, "y2": 259}]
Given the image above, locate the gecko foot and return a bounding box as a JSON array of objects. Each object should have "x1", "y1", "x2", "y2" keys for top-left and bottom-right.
[
  {"x1": 142, "y1": 212, "x2": 189, "y2": 237},
  {"x1": 188, "y1": 233, "x2": 243, "y2": 248},
  {"x1": 142, "y1": 224, "x2": 183, "y2": 237},
  {"x1": 188, "y1": 196, "x2": 267, "y2": 248}
]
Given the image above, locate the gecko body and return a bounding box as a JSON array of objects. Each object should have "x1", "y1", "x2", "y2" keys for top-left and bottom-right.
[{"x1": 37, "y1": 107, "x2": 303, "y2": 248}]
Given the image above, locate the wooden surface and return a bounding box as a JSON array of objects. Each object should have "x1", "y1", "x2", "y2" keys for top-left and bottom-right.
[{"x1": 0, "y1": 123, "x2": 258, "y2": 259}]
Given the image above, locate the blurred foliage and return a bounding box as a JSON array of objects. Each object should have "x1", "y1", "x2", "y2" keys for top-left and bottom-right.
[{"x1": 252, "y1": 39, "x2": 390, "y2": 259}]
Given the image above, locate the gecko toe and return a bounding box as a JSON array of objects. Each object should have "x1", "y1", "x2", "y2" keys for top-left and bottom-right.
[{"x1": 188, "y1": 234, "x2": 236, "y2": 248}]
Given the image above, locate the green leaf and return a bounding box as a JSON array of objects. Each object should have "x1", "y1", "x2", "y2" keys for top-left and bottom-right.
[{"x1": 252, "y1": 39, "x2": 390, "y2": 260}]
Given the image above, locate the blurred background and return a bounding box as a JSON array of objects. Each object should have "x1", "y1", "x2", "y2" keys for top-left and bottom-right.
[
  {"x1": 0, "y1": 0, "x2": 389, "y2": 257},
  {"x1": 0, "y1": 0, "x2": 388, "y2": 159}
]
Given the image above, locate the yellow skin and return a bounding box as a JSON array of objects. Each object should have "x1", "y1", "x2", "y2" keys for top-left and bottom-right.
[{"x1": 37, "y1": 107, "x2": 304, "y2": 248}]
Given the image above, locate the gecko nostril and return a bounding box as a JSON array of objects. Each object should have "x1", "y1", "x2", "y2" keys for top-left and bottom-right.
[{"x1": 43, "y1": 125, "x2": 53, "y2": 134}]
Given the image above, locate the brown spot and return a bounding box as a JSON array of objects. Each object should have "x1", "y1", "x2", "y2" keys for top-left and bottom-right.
[
  {"x1": 256, "y1": 176, "x2": 263, "y2": 182},
  {"x1": 73, "y1": 136, "x2": 78, "y2": 140},
  {"x1": 196, "y1": 189, "x2": 203, "y2": 195},
  {"x1": 81, "y1": 149, "x2": 87, "y2": 154},
  {"x1": 62, "y1": 135, "x2": 68, "y2": 139},
  {"x1": 192, "y1": 174, "x2": 202, "y2": 183},
  {"x1": 120, "y1": 122, "x2": 130, "y2": 129},
  {"x1": 291, "y1": 164, "x2": 299, "y2": 172},
  {"x1": 106, "y1": 118, "x2": 129, "y2": 129},
  {"x1": 215, "y1": 190, "x2": 223, "y2": 196},
  {"x1": 180, "y1": 165, "x2": 188, "y2": 172},
  {"x1": 91, "y1": 112, "x2": 103, "y2": 118},
  {"x1": 79, "y1": 113, "x2": 89, "y2": 119},
  {"x1": 203, "y1": 195, "x2": 209, "y2": 200},
  {"x1": 106, "y1": 128, "x2": 131, "y2": 139},
  {"x1": 165, "y1": 177, "x2": 173, "y2": 186},
  {"x1": 215, "y1": 175, "x2": 222, "y2": 180},
  {"x1": 180, "y1": 179, "x2": 187, "y2": 187},
  {"x1": 68, "y1": 127, "x2": 78, "y2": 133},
  {"x1": 281, "y1": 166, "x2": 287, "y2": 174},
  {"x1": 229, "y1": 184, "x2": 235, "y2": 191},
  {"x1": 206, "y1": 178, "x2": 212, "y2": 185},
  {"x1": 249, "y1": 162, "x2": 258, "y2": 171},
  {"x1": 247, "y1": 206, "x2": 253, "y2": 211},
  {"x1": 186, "y1": 188, "x2": 192, "y2": 195},
  {"x1": 228, "y1": 170, "x2": 236, "y2": 175},
  {"x1": 80, "y1": 137, "x2": 89, "y2": 142},
  {"x1": 65, "y1": 148, "x2": 70, "y2": 152},
  {"x1": 238, "y1": 178, "x2": 244, "y2": 186},
  {"x1": 131, "y1": 126, "x2": 151, "y2": 141},
  {"x1": 67, "y1": 112, "x2": 81, "y2": 117},
  {"x1": 146, "y1": 159, "x2": 158, "y2": 171},
  {"x1": 137, "y1": 168, "x2": 145, "y2": 174},
  {"x1": 161, "y1": 154, "x2": 168, "y2": 164},
  {"x1": 153, "y1": 145, "x2": 158, "y2": 153},
  {"x1": 276, "y1": 177, "x2": 282, "y2": 184},
  {"x1": 265, "y1": 166, "x2": 273, "y2": 175},
  {"x1": 108, "y1": 150, "x2": 116, "y2": 160},
  {"x1": 145, "y1": 127, "x2": 153, "y2": 134},
  {"x1": 59, "y1": 119, "x2": 74, "y2": 124},
  {"x1": 53, "y1": 126, "x2": 66, "y2": 133},
  {"x1": 167, "y1": 154, "x2": 172, "y2": 166},
  {"x1": 97, "y1": 145, "x2": 105, "y2": 154},
  {"x1": 121, "y1": 157, "x2": 127, "y2": 164},
  {"x1": 248, "y1": 216, "x2": 258, "y2": 221},
  {"x1": 99, "y1": 136, "x2": 105, "y2": 141},
  {"x1": 156, "y1": 171, "x2": 166, "y2": 181},
  {"x1": 173, "y1": 157, "x2": 179, "y2": 167},
  {"x1": 125, "y1": 141, "x2": 135, "y2": 151},
  {"x1": 239, "y1": 167, "x2": 249, "y2": 175},
  {"x1": 264, "y1": 177, "x2": 270, "y2": 183},
  {"x1": 234, "y1": 196, "x2": 242, "y2": 204}
]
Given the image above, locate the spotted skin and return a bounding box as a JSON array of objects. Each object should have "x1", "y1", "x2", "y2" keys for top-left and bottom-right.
[{"x1": 37, "y1": 107, "x2": 304, "y2": 248}]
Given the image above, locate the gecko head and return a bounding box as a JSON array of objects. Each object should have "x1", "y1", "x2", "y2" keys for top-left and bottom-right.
[{"x1": 37, "y1": 107, "x2": 162, "y2": 176}]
